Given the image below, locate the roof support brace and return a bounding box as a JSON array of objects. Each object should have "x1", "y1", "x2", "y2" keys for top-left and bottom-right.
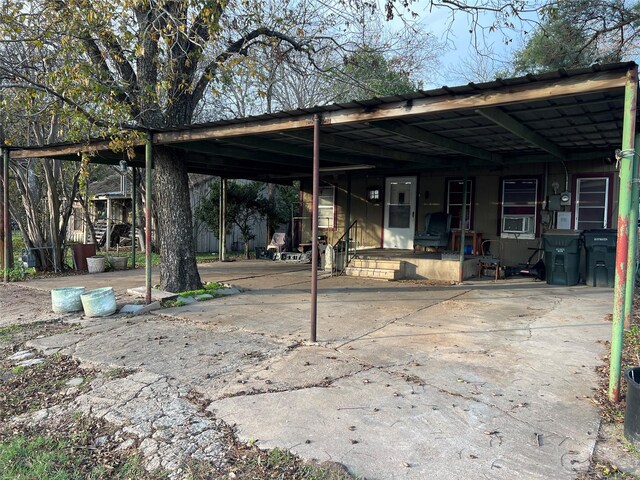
[
  {"x1": 476, "y1": 107, "x2": 565, "y2": 159},
  {"x1": 609, "y1": 66, "x2": 638, "y2": 402},
  {"x1": 145, "y1": 133, "x2": 152, "y2": 305}
]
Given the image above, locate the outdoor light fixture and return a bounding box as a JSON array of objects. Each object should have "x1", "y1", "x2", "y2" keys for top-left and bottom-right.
[
  {"x1": 367, "y1": 186, "x2": 381, "y2": 202},
  {"x1": 119, "y1": 159, "x2": 128, "y2": 172}
]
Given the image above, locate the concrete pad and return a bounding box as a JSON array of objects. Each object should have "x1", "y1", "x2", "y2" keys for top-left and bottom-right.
[
  {"x1": 120, "y1": 304, "x2": 145, "y2": 314},
  {"x1": 18, "y1": 358, "x2": 44, "y2": 367},
  {"x1": 127, "y1": 287, "x2": 178, "y2": 302},
  {"x1": 7, "y1": 350, "x2": 35, "y2": 361},
  {"x1": 16, "y1": 263, "x2": 618, "y2": 479}
]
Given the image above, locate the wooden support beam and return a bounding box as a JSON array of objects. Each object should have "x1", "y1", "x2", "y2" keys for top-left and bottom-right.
[
  {"x1": 147, "y1": 70, "x2": 626, "y2": 144},
  {"x1": 373, "y1": 120, "x2": 503, "y2": 164},
  {"x1": 476, "y1": 107, "x2": 566, "y2": 159}
]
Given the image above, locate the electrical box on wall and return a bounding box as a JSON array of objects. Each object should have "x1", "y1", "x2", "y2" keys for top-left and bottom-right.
[
  {"x1": 548, "y1": 194, "x2": 561, "y2": 211},
  {"x1": 557, "y1": 211, "x2": 572, "y2": 229},
  {"x1": 560, "y1": 192, "x2": 572, "y2": 206}
]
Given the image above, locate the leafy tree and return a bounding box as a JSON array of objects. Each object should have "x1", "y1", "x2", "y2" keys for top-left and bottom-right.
[
  {"x1": 511, "y1": 0, "x2": 637, "y2": 74},
  {"x1": 333, "y1": 46, "x2": 418, "y2": 102},
  {"x1": 196, "y1": 180, "x2": 298, "y2": 259}
]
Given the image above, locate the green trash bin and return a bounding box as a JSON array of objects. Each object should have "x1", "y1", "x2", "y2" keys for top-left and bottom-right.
[
  {"x1": 583, "y1": 229, "x2": 617, "y2": 288},
  {"x1": 543, "y1": 230, "x2": 582, "y2": 286}
]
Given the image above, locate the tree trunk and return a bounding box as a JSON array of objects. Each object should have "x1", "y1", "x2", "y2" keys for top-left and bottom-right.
[{"x1": 154, "y1": 147, "x2": 202, "y2": 292}]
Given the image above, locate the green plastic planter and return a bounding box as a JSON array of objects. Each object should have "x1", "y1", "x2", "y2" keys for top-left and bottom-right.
[
  {"x1": 80, "y1": 287, "x2": 117, "y2": 317},
  {"x1": 51, "y1": 287, "x2": 86, "y2": 313}
]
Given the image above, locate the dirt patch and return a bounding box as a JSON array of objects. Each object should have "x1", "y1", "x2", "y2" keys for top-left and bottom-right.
[
  {"x1": 0, "y1": 283, "x2": 66, "y2": 327},
  {"x1": 585, "y1": 295, "x2": 640, "y2": 478}
]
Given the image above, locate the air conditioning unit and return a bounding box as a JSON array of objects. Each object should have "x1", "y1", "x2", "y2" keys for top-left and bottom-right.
[{"x1": 503, "y1": 216, "x2": 534, "y2": 234}]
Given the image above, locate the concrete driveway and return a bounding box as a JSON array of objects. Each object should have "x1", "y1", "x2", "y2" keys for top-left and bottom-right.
[{"x1": 22, "y1": 261, "x2": 613, "y2": 479}]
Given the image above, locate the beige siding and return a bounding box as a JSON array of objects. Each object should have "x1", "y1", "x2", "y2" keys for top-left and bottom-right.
[{"x1": 302, "y1": 159, "x2": 620, "y2": 266}]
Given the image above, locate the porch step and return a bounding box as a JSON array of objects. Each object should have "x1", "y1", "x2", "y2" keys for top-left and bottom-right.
[
  {"x1": 350, "y1": 258, "x2": 405, "y2": 271},
  {"x1": 344, "y1": 266, "x2": 401, "y2": 280}
]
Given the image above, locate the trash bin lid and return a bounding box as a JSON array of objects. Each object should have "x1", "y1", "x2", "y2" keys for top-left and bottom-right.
[{"x1": 543, "y1": 229, "x2": 582, "y2": 238}]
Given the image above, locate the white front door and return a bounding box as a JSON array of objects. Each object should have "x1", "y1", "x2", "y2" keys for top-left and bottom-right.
[{"x1": 383, "y1": 176, "x2": 416, "y2": 249}]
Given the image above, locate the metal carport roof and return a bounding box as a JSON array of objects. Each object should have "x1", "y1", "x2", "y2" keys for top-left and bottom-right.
[{"x1": 9, "y1": 62, "x2": 637, "y2": 181}]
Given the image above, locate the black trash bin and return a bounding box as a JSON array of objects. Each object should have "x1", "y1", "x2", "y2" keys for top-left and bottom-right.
[
  {"x1": 583, "y1": 229, "x2": 617, "y2": 288},
  {"x1": 543, "y1": 230, "x2": 582, "y2": 286},
  {"x1": 624, "y1": 367, "x2": 640, "y2": 446}
]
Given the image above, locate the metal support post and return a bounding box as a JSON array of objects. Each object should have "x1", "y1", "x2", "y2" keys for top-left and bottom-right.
[
  {"x1": 609, "y1": 66, "x2": 638, "y2": 402},
  {"x1": 310, "y1": 114, "x2": 321, "y2": 342},
  {"x1": 145, "y1": 134, "x2": 152, "y2": 305},
  {"x1": 458, "y1": 163, "x2": 469, "y2": 283},
  {"x1": 221, "y1": 177, "x2": 227, "y2": 261},
  {"x1": 106, "y1": 197, "x2": 112, "y2": 252},
  {"x1": 3, "y1": 147, "x2": 9, "y2": 282},
  {"x1": 345, "y1": 174, "x2": 352, "y2": 261},
  {"x1": 625, "y1": 133, "x2": 640, "y2": 329},
  {"x1": 131, "y1": 168, "x2": 136, "y2": 269}
]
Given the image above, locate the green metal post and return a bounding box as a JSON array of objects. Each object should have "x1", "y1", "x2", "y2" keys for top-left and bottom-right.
[
  {"x1": 609, "y1": 66, "x2": 638, "y2": 402},
  {"x1": 131, "y1": 168, "x2": 136, "y2": 269},
  {"x1": 458, "y1": 163, "x2": 469, "y2": 283},
  {"x1": 3, "y1": 148, "x2": 8, "y2": 283},
  {"x1": 624, "y1": 133, "x2": 640, "y2": 329},
  {"x1": 145, "y1": 134, "x2": 152, "y2": 305}
]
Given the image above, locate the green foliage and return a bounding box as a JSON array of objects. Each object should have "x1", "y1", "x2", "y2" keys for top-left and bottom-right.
[
  {"x1": 333, "y1": 46, "x2": 417, "y2": 102},
  {"x1": 0, "y1": 433, "x2": 158, "y2": 480},
  {"x1": 177, "y1": 282, "x2": 225, "y2": 298},
  {"x1": 511, "y1": 0, "x2": 627, "y2": 74},
  {"x1": 196, "y1": 180, "x2": 297, "y2": 258},
  {"x1": 0, "y1": 324, "x2": 21, "y2": 341}
]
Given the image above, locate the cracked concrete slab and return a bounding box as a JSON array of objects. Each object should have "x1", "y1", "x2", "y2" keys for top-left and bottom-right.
[{"x1": 15, "y1": 263, "x2": 618, "y2": 479}]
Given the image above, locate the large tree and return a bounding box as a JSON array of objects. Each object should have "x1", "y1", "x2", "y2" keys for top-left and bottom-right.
[
  {"x1": 511, "y1": 0, "x2": 636, "y2": 74},
  {"x1": 1, "y1": 0, "x2": 638, "y2": 291},
  {"x1": 0, "y1": 0, "x2": 321, "y2": 291}
]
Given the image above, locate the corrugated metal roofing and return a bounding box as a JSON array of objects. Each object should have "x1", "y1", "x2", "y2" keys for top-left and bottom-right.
[{"x1": 9, "y1": 62, "x2": 638, "y2": 181}]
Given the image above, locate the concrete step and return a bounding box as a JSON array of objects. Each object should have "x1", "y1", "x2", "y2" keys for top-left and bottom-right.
[
  {"x1": 344, "y1": 266, "x2": 401, "y2": 280},
  {"x1": 351, "y1": 258, "x2": 405, "y2": 271}
]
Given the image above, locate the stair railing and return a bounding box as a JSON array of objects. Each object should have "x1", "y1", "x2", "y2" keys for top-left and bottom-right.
[{"x1": 330, "y1": 220, "x2": 358, "y2": 276}]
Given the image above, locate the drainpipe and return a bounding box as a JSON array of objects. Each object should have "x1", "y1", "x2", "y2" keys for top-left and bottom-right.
[
  {"x1": 145, "y1": 133, "x2": 152, "y2": 305},
  {"x1": 625, "y1": 134, "x2": 640, "y2": 328},
  {"x1": 311, "y1": 114, "x2": 321, "y2": 342},
  {"x1": 458, "y1": 163, "x2": 469, "y2": 283},
  {"x1": 609, "y1": 66, "x2": 638, "y2": 402}
]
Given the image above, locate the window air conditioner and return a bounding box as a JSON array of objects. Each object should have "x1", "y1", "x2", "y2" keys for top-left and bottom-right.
[{"x1": 503, "y1": 216, "x2": 533, "y2": 234}]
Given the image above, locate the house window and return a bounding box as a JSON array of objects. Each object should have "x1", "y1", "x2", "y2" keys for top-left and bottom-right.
[
  {"x1": 501, "y1": 178, "x2": 538, "y2": 239},
  {"x1": 446, "y1": 179, "x2": 473, "y2": 230},
  {"x1": 318, "y1": 186, "x2": 335, "y2": 229},
  {"x1": 574, "y1": 177, "x2": 609, "y2": 230}
]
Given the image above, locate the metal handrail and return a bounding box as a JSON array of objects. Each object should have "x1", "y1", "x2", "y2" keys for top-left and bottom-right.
[{"x1": 330, "y1": 220, "x2": 358, "y2": 276}]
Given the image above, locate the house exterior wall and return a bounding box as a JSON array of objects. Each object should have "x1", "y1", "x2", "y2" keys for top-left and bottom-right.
[{"x1": 301, "y1": 159, "x2": 619, "y2": 266}]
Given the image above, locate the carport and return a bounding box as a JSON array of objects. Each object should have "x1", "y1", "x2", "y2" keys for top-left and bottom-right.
[{"x1": 2, "y1": 61, "x2": 638, "y2": 401}]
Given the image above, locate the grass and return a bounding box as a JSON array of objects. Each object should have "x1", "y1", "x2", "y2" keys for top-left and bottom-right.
[
  {"x1": 0, "y1": 416, "x2": 165, "y2": 480},
  {"x1": 177, "y1": 282, "x2": 225, "y2": 298},
  {"x1": 0, "y1": 324, "x2": 21, "y2": 341},
  {"x1": 182, "y1": 446, "x2": 354, "y2": 480}
]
